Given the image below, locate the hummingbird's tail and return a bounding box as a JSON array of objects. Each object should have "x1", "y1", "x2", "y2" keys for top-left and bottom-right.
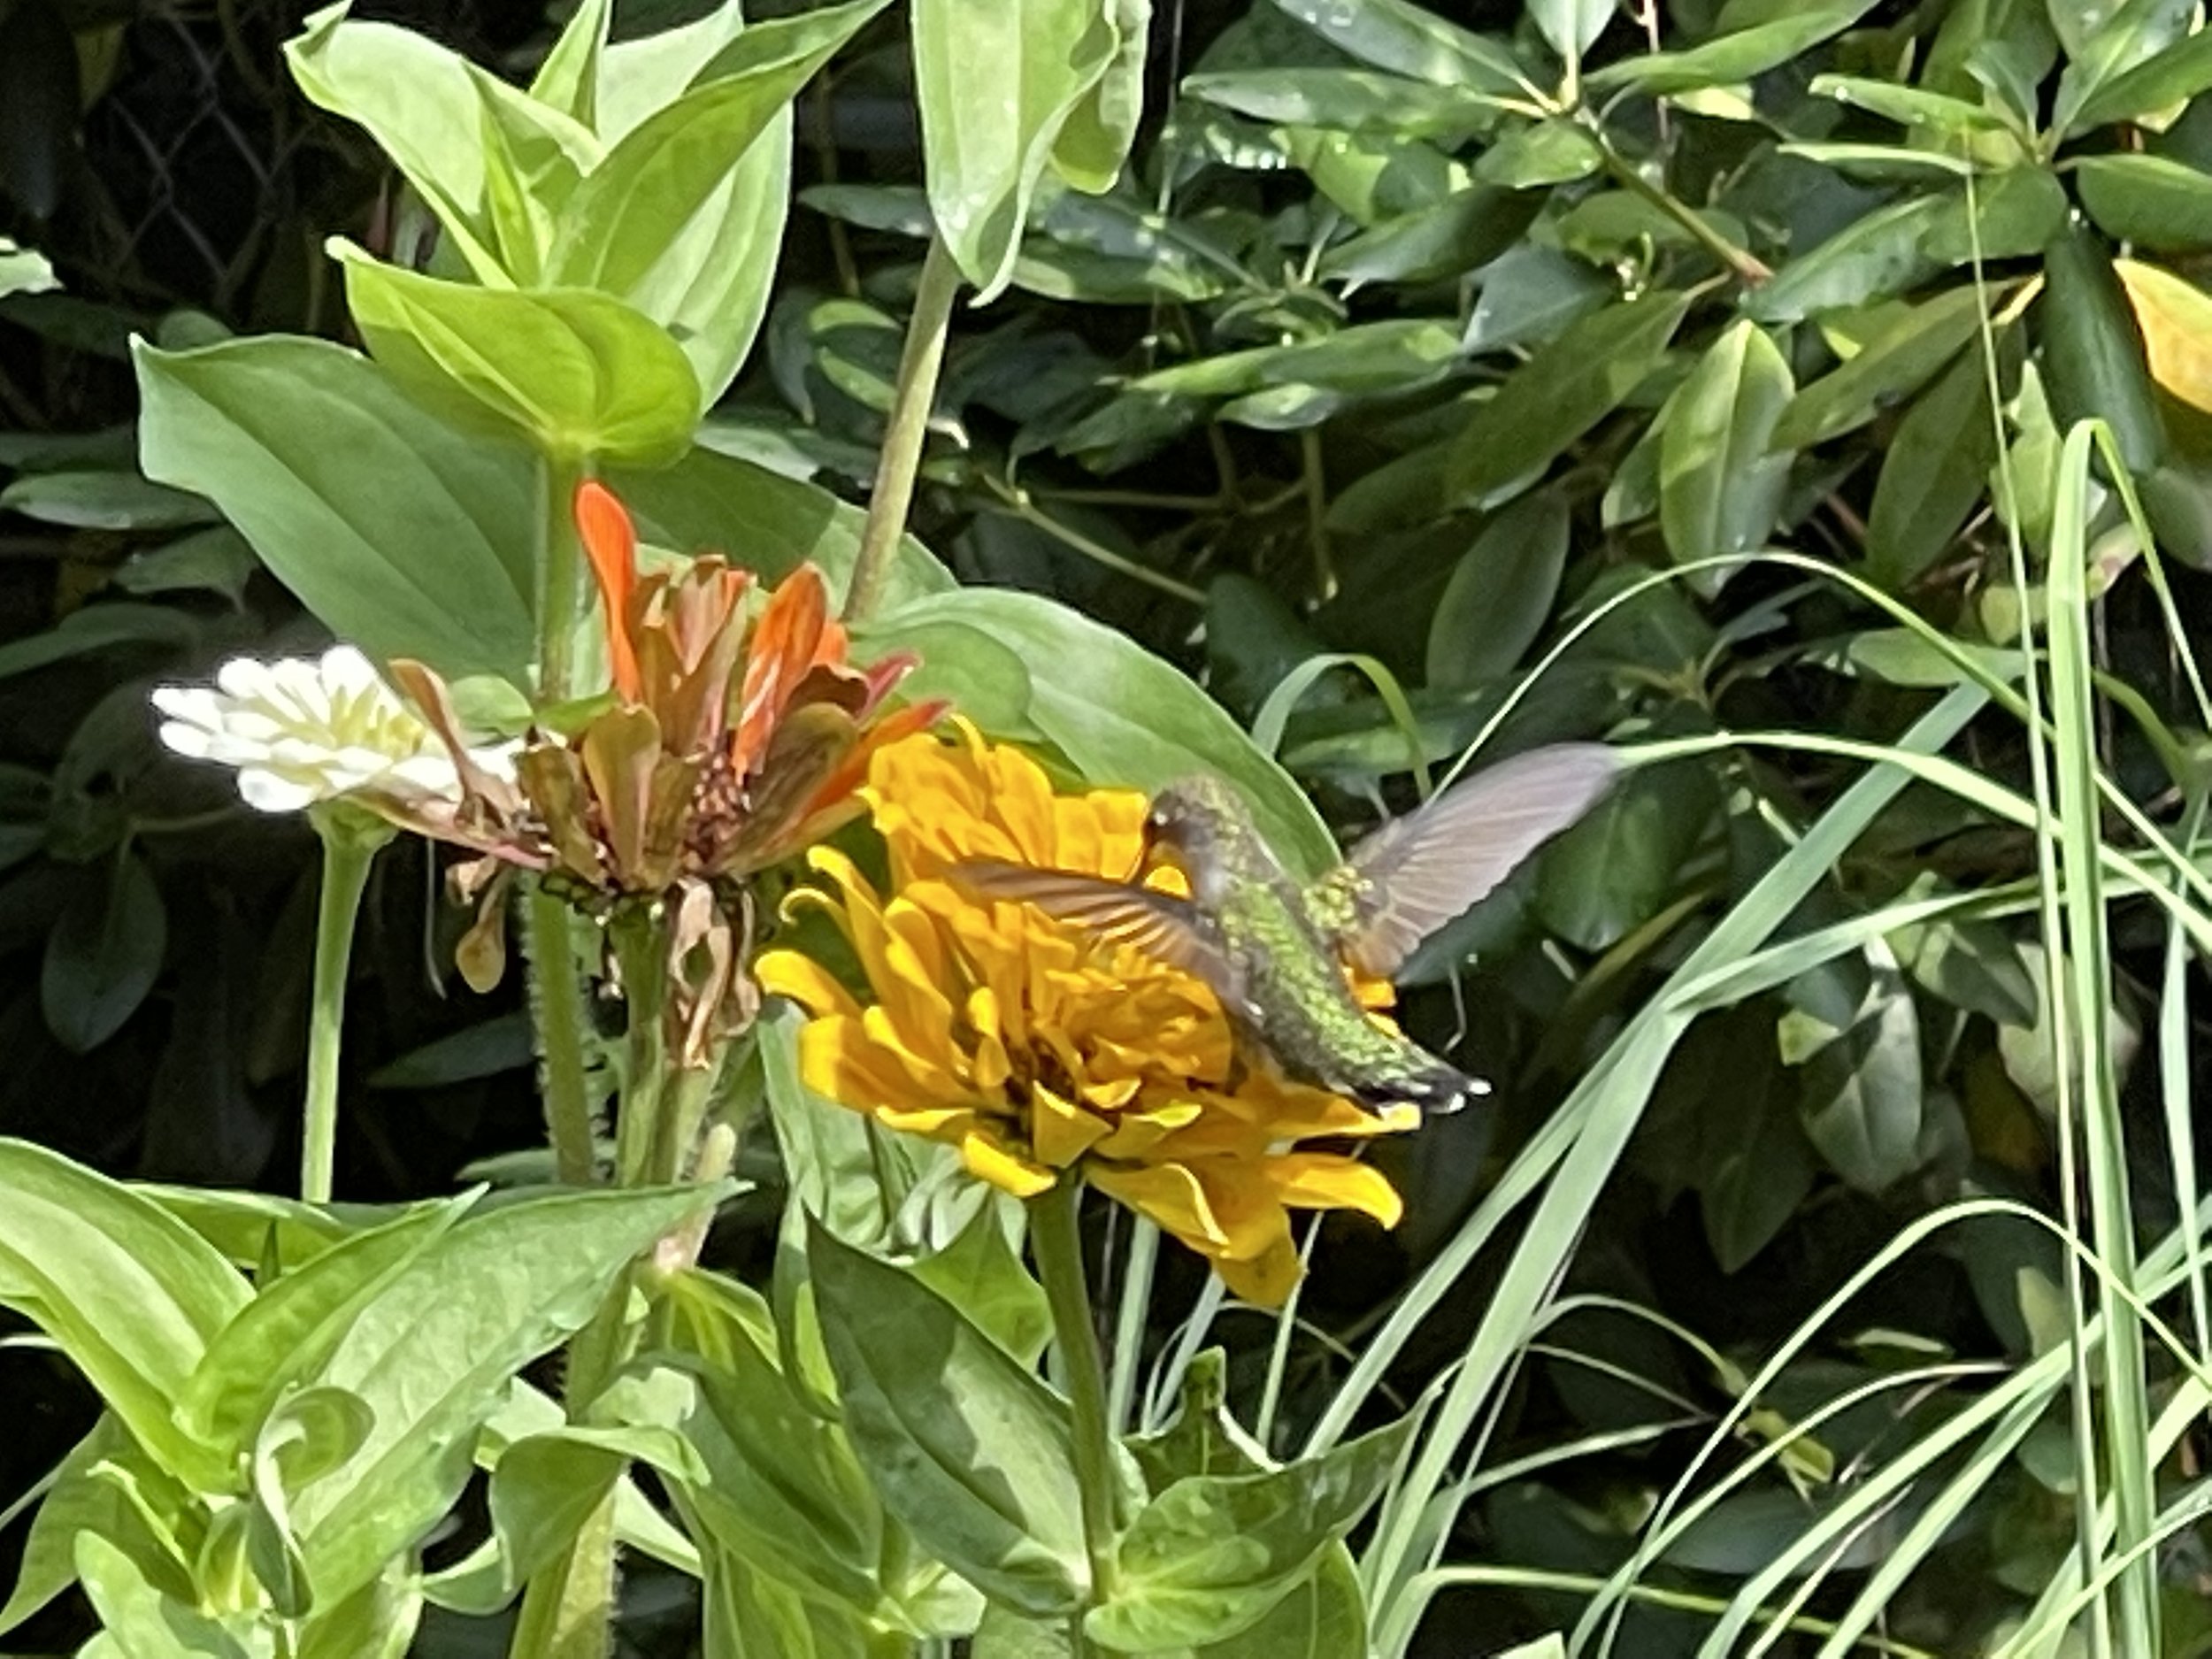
[{"x1": 1361, "y1": 1058, "x2": 1491, "y2": 1116}]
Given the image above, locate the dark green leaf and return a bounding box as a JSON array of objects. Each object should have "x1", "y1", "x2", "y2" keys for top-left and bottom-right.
[
  {"x1": 1426, "y1": 492, "x2": 1570, "y2": 689},
  {"x1": 0, "y1": 469, "x2": 217, "y2": 530},
  {"x1": 43, "y1": 853, "x2": 166, "y2": 1053},
  {"x1": 1448, "y1": 288, "x2": 1690, "y2": 502}
]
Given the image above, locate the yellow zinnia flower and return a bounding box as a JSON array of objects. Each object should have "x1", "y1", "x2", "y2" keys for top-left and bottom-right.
[{"x1": 755, "y1": 722, "x2": 1415, "y2": 1305}]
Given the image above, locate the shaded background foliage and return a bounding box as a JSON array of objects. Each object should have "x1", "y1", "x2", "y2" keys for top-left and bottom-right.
[{"x1": 6, "y1": 0, "x2": 2212, "y2": 1654}]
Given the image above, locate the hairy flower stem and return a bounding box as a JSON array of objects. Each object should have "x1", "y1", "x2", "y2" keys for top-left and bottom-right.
[
  {"x1": 523, "y1": 888, "x2": 600, "y2": 1187},
  {"x1": 843, "y1": 233, "x2": 961, "y2": 623},
  {"x1": 299, "y1": 815, "x2": 381, "y2": 1204},
  {"x1": 1032, "y1": 1179, "x2": 1121, "y2": 1649}
]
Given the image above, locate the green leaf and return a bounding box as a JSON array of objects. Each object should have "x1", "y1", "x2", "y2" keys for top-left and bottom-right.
[
  {"x1": 1534, "y1": 758, "x2": 1712, "y2": 952},
  {"x1": 0, "y1": 1141, "x2": 248, "y2": 1487},
  {"x1": 1269, "y1": 0, "x2": 1527, "y2": 96},
  {"x1": 1530, "y1": 0, "x2": 1613, "y2": 63},
  {"x1": 1787, "y1": 943, "x2": 1926, "y2": 1192},
  {"x1": 808, "y1": 1223, "x2": 1089, "y2": 1618},
  {"x1": 289, "y1": 1184, "x2": 726, "y2": 1606},
  {"x1": 914, "y1": 0, "x2": 1123, "y2": 298},
  {"x1": 134, "y1": 335, "x2": 537, "y2": 685},
  {"x1": 1586, "y1": 1, "x2": 1882, "y2": 95},
  {"x1": 869, "y1": 588, "x2": 1339, "y2": 878},
  {"x1": 550, "y1": 4, "x2": 885, "y2": 398},
  {"x1": 1770, "y1": 285, "x2": 1993, "y2": 449},
  {"x1": 2053, "y1": 0, "x2": 2196, "y2": 134},
  {"x1": 605, "y1": 444, "x2": 954, "y2": 613},
  {"x1": 1184, "y1": 69, "x2": 1490, "y2": 139},
  {"x1": 2069, "y1": 25, "x2": 2212, "y2": 127},
  {"x1": 1658, "y1": 319, "x2": 1794, "y2": 578},
  {"x1": 76, "y1": 1532, "x2": 268, "y2": 1659},
  {"x1": 1448, "y1": 288, "x2": 1691, "y2": 503},
  {"x1": 1865, "y1": 347, "x2": 1999, "y2": 590},
  {"x1": 1426, "y1": 492, "x2": 1570, "y2": 690},
  {"x1": 1087, "y1": 1418, "x2": 1410, "y2": 1651},
  {"x1": 180, "y1": 1197, "x2": 472, "y2": 1455},
  {"x1": 2077, "y1": 153, "x2": 2212, "y2": 253},
  {"x1": 0, "y1": 237, "x2": 57, "y2": 300},
  {"x1": 335, "y1": 249, "x2": 702, "y2": 465},
  {"x1": 43, "y1": 852, "x2": 166, "y2": 1054},
  {"x1": 1195, "y1": 1542, "x2": 1367, "y2": 1659},
  {"x1": 0, "y1": 603, "x2": 196, "y2": 681},
  {"x1": 2039, "y1": 224, "x2": 2162, "y2": 474},
  {"x1": 0, "y1": 469, "x2": 218, "y2": 530}
]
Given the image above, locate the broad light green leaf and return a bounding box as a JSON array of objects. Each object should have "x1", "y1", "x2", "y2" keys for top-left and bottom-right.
[
  {"x1": 134, "y1": 335, "x2": 537, "y2": 685},
  {"x1": 77, "y1": 1533, "x2": 269, "y2": 1659},
  {"x1": 180, "y1": 1197, "x2": 472, "y2": 1455},
  {"x1": 0, "y1": 470, "x2": 217, "y2": 530},
  {"x1": 0, "y1": 1141, "x2": 249, "y2": 1488},
  {"x1": 914, "y1": 0, "x2": 1124, "y2": 298},
  {"x1": 1448, "y1": 288, "x2": 1690, "y2": 502},
  {"x1": 2053, "y1": 0, "x2": 2196, "y2": 134},
  {"x1": 1587, "y1": 0, "x2": 1882, "y2": 95},
  {"x1": 2077, "y1": 153, "x2": 2212, "y2": 251},
  {"x1": 0, "y1": 237, "x2": 57, "y2": 299},
  {"x1": 290, "y1": 1184, "x2": 726, "y2": 1605},
  {"x1": 1771, "y1": 285, "x2": 1993, "y2": 448},
  {"x1": 1866, "y1": 349, "x2": 1998, "y2": 589},
  {"x1": 1269, "y1": 0, "x2": 1528, "y2": 96},
  {"x1": 549, "y1": 3, "x2": 881, "y2": 398},
  {"x1": 1087, "y1": 1419, "x2": 1410, "y2": 1651},
  {"x1": 1659, "y1": 319, "x2": 1793, "y2": 576},
  {"x1": 43, "y1": 853, "x2": 166, "y2": 1054},
  {"x1": 335, "y1": 247, "x2": 701, "y2": 465},
  {"x1": 1426, "y1": 492, "x2": 1569, "y2": 690},
  {"x1": 871, "y1": 588, "x2": 1339, "y2": 878},
  {"x1": 809, "y1": 1224, "x2": 1089, "y2": 1618}
]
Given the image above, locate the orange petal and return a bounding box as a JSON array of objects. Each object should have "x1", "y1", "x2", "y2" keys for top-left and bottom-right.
[
  {"x1": 732, "y1": 565, "x2": 831, "y2": 775},
  {"x1": 576, "y1": 481, "x2": 642, "y2": 702}
]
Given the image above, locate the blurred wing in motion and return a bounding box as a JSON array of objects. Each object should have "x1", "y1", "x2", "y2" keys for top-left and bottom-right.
[
  {"x1": 1332, "y1": 742, "x2": 1623, "y2": 979},
  {"x1": 951, "y1": 858, "x2": 1233, "y2": 996}
]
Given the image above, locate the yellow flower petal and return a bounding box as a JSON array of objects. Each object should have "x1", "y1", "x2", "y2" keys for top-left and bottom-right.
[{"x1": 962, "y1": 1131, "x2": 1055, "y2": 1198}]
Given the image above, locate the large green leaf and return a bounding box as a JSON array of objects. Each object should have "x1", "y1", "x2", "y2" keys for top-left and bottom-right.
[
  {"x1": 869, "y1": 588, "x2": 1339, "y2": 877},
  {"x1": 1658, "y1": 319, "x2": 1793, "y2": 580},
  {"x1": 1087, "y1": 1418, "x2": 1410, "y2": 1651},
  {"x1": 288, "y1": 1184, "x2": 725, "y2": 1605},
  {"x1": 134, "y1": 335, "x2": 537, "y2": 685},
  {"x1": 912, "y1": 0, "x2": 1125, "y2": 298},
  {"x1": 0, "y1": 1140, "x2": 249, "y2": 1489},
  {"x1": 335, "y1": 250, "x2": 701, "y2": 465},
  {"x1": 808, "y1": 1224, "x2": 1090, "y2": 1618},
  {"x1": 1448, "y1": 288, "x2": 1691, "y2": 503}
]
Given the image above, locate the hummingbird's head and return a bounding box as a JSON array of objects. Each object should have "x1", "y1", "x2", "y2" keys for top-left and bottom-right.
[{"x1": 1141, "y1": 776, "x2": 1243, "y2": 873}]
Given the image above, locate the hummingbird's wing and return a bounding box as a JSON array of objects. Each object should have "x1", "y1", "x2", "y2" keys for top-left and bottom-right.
[
  {"x1": 950, "y1": 858, "x2": 1236, "y2": 1000},
  {"x1": 1331, "y1": 742, "x2": 1622, "y2": 979}
]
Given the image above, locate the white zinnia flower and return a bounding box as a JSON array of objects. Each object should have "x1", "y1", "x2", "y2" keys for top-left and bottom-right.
[{"x1": 153, "y1": 645, "x2": 512, "y2": 814}]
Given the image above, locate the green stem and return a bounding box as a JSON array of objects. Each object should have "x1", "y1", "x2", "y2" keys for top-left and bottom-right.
[
  {"x1": 1031, "y1": 1180, "x2": 1121, "y2": 1639},
  {"x1": 1594, "y1": 137, "x2": 1771, "y2": 286},
  {"x1": 537, "y1": 452, "x2": 588, "y2": 703},
  {"x1": 844, "y1": 234, "x2": 963, "y2": 623},
  {"x1": 523, "y1": 887, "x2": 600, "y2": 1187},
  {"x1": 300, "y1": 819, "x2": 380, "y2": 1206}
]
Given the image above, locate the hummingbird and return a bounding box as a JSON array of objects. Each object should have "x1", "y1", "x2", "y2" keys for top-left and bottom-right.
[{"x1": 953, "y1": 743, "x2": 1622, "y2": 1112}]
